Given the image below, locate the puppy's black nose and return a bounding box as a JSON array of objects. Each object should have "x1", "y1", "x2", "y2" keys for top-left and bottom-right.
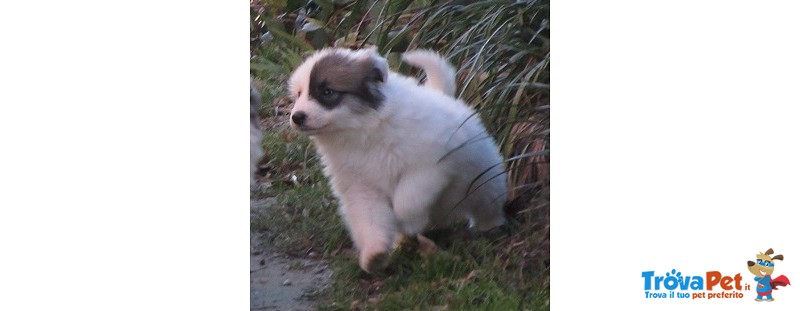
[{"x1": 291, "y1": 111, "x2": 307, "y2": 126}]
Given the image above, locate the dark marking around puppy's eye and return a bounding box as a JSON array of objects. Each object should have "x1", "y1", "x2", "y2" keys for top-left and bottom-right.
[
  {"x1": 309, "y1": 52, "x2": 385, "y2": 111},
  {"x1": 311, "y1": 82, "x2": 342, "y2": 109},
  {"x1": 322, "y1": 87, "x2": 337, "y2": 98}
]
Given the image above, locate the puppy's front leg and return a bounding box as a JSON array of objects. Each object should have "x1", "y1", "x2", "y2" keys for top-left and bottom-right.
[{"x1": 339, "y1": 189, "x2": 397, "y2": 273}]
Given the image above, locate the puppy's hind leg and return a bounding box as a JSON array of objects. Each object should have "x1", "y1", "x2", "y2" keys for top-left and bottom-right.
[
  {"x1": 392, "y1": 170, "x2": 449, "y2": 235},
  {"x1": 467, "y1": 186, "x2": 508, "y2": 233},
  {"x1": 339, "y1": 189, "x2": 398, "y2": 274}
]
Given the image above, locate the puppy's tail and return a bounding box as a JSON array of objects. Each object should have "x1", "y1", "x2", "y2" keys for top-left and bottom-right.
[{"x1": 402, "y1": 50, "x2": 457, "y2": 97}]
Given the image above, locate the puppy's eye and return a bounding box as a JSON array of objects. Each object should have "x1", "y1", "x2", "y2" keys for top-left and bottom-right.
[{"x1": 322, "y1": 88, "x2": 335, "y2": 97}]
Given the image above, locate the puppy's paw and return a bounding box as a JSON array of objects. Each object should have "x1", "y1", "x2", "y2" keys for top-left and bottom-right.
[
  {"x1": 416, "y1": 234, "x2": 438, "y2": 258},
  {"x1": 359, "y1": 250, "x2": 390, "y2": 274}
]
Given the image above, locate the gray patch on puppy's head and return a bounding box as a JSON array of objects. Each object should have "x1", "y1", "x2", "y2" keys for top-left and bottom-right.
[{"x1": 309, "y1": 52, "x2": 386, "y2": 112}]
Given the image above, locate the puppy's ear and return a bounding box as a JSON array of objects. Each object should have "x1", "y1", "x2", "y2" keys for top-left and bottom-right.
[
  {"x1": 370, "y1": 57, "x2": 388, "y2": 83},
  {"x1": 355, "y1": 47, "x2": 388, "y2": 83},
  {"x1": 353, "y1": 52, "x2": 388, "y2": 107}
]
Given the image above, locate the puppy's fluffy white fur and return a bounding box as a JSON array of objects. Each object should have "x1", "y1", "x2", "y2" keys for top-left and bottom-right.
[{"x1": 288, "y1": 48, "x2": 507, "y2": 273}]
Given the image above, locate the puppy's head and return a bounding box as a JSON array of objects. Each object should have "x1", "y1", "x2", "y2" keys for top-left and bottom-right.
[{"x1": 288, "y1": 48, "x2": 388, "y2": 135}]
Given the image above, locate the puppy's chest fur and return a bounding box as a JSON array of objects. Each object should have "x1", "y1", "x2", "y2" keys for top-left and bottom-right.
[{"x1": 313, "y1": 131, "x2": 408, "y2": 197}]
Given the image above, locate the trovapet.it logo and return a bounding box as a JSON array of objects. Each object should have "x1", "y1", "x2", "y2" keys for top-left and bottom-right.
[{"x1": 641, "y1": 248, "x2": 791, "y2": 302}]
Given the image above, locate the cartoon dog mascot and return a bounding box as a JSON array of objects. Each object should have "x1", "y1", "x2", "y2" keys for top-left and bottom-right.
[{"x1": 747, "y1": 248, "x2": 791, "y2": 302}]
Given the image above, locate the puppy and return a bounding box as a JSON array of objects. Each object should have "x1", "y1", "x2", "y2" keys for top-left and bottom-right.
[
  {"x1": 250, "y1": 79, "x2": 265, "y2": 183},
  {"x1": 288, "y1": 48, "x2": 508, "y2": 273}
]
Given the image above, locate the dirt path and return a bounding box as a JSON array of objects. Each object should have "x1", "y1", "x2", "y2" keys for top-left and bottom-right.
[{"x1": 251, "y1": 199, "x2": 332, "y2": 311}]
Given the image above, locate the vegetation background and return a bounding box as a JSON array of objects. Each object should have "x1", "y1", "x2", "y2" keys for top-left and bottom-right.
[{"x1": 250, "y1": 0, "x2": 549, "y2": 309}]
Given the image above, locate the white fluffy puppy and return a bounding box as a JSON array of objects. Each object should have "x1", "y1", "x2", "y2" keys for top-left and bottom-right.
[{"x1": 288, "y1": 47, "x2": 507, "y2": 273}]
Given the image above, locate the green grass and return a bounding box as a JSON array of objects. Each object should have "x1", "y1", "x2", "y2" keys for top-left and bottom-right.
[
  {"x1": 250, "y1": 123, "x2": 349, "y2": 256},
  {"x1": 317, "y1": 233, "x2": 549, "y2": 311}
]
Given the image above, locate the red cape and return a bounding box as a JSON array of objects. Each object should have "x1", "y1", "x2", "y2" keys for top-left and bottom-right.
[{"x1": 771, "y1": 275, "x2": 791, "y2": 289}]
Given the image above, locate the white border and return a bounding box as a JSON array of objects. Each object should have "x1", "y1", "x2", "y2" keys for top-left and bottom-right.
[
  {"x1": 553, "y1": 0, "x2": 800, "y2": 309},
  {"x1": 0, "y1": 1, "x2": 249, "y2": 310}
]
